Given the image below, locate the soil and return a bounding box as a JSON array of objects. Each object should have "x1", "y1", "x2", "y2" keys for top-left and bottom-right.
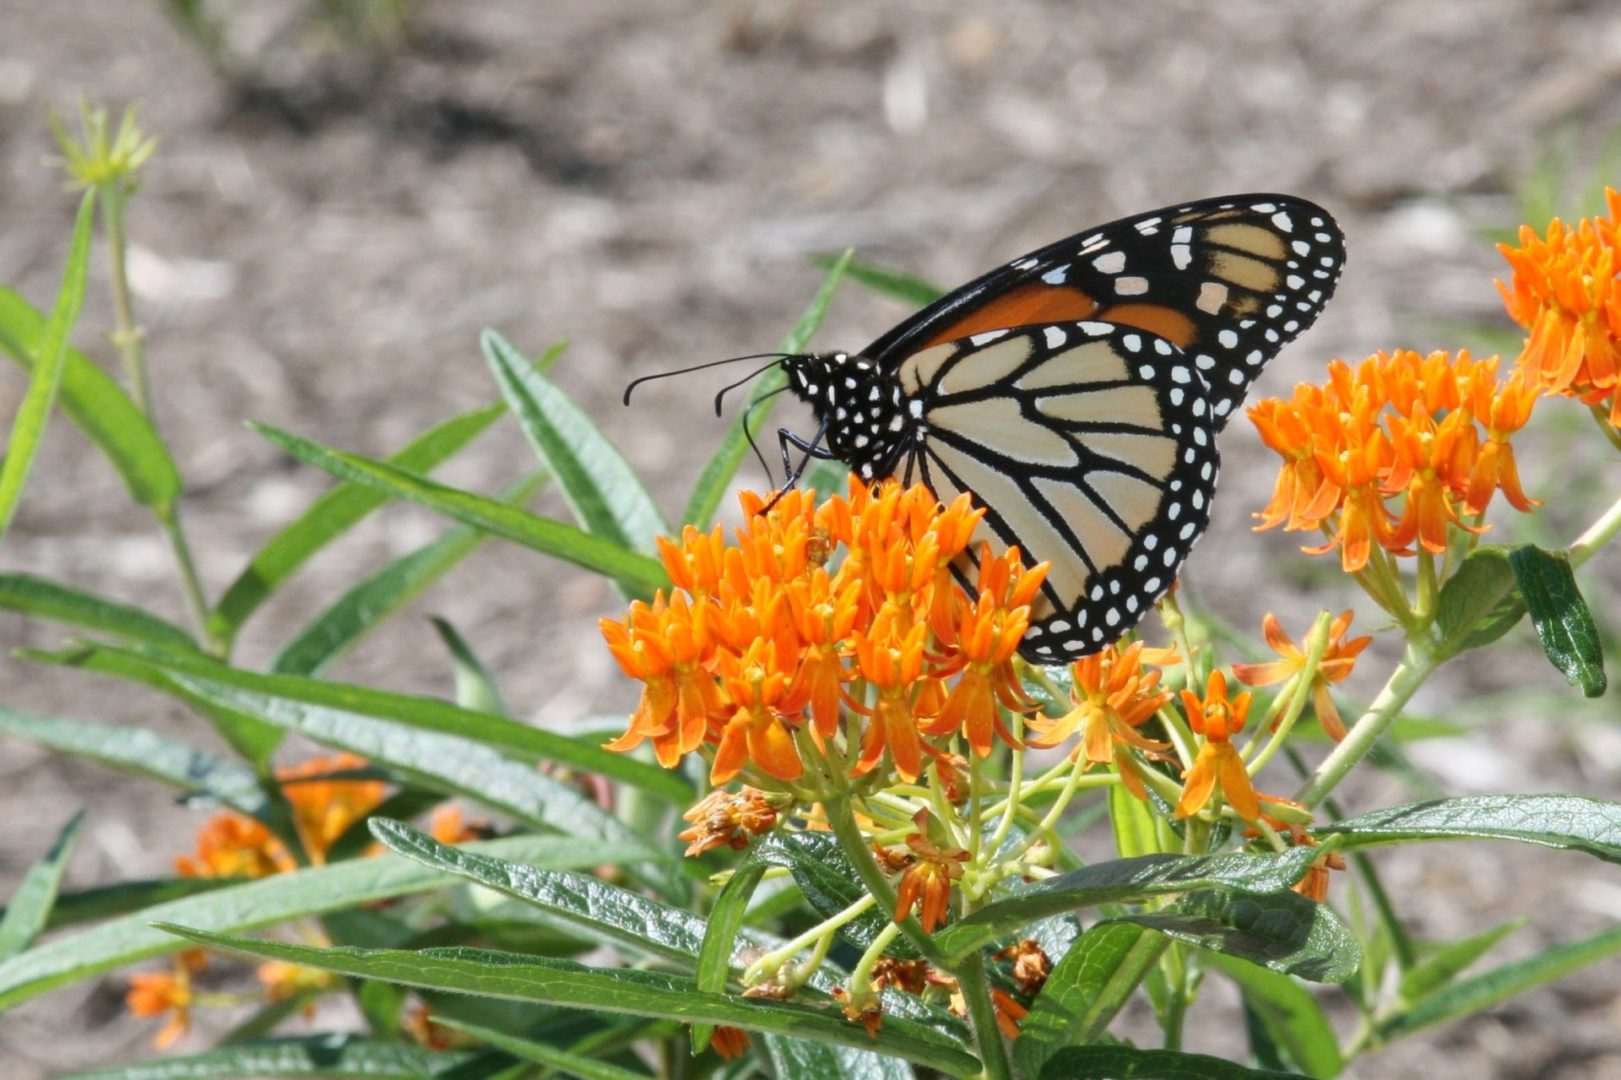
[{"x1": 1, "y1": 1, "x2": 1620, "y2": 1077}]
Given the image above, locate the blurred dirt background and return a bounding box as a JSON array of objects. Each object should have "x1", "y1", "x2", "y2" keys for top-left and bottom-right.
[{"x1": 2, "y1": 1, "x2": 1621, "y2": 1076}]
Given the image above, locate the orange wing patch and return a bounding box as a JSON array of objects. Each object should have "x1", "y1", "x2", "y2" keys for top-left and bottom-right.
[
  {"x1": 1089, "y1": 302, "x2": 1198, "y2": 348},
  {"x1": 920, "y1": 283, "x2": 1099, "y2": 349}
]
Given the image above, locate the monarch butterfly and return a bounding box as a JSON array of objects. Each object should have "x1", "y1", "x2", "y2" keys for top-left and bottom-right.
[{"x1": 639, "y1": 194, "x2": 1344, "y2": 663}]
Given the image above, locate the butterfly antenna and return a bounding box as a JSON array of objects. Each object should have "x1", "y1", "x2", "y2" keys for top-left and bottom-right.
[
  {"x1": 740, "y1": 384, "x2": 790, "y2": 487},
  {"x1": 713, "y1": 357, "x2": 798, "y2": 417},
  {"x1": 622, "y1": 352, "x2": 789, "y2": 406}
]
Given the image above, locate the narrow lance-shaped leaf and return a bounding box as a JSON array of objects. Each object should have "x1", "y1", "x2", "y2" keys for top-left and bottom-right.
[
  {"x1": 1510, "y1": 545, "x2": 1607, "y2": 697},
  {"x1": 934, "y1": 845, "x2": 1324, "y2": 959},
  {"x1": 0, "y1": 833, "x2": 623, "y2": 1009},
  {"x1": 57, "y1": 640, "x2": 688, "y2": 804},
  {"x1": 271, "y1": 471, "x2": 548, "y2": 678},
  {"x1": 210, "y1": 402, "x2": 507, "y2": 646},
  {"x1": 1038, "y1": 1046, "x2": 1310, "y2": 1080},
  {"x1": 431, "y1": 615, "x2": 509, "y2": 716},
  {"x1": 1319, "y1": 794, "x2": 1621, "y2": 864},
  {"x1": 252, "y1": 422, "x2": 668, "y2": 599},
  {"x1": 1121, "y1": 888, "x2": 1360, "y2": 983},
  {"x1": 434, "y1": 1017, "x2": 653, "y2": 1080},
  {"x1": 1397, "y1": 918, "x2": 1524, "y2": 1004},
  {"x1": 47, "y1": 644, "x2": 684, "y2": 895},
  {"x1": 0, "y1": 188, "x2": 96, "y2": 540},
  {"x1": 682, "y1": 251, "x2": 853, "y2": 529},
  {"x1": 0, "y1": 574, "x2": 197, "y2": 651},
  {"x1": 1377, "y1": 923, "x2": 1621, "y2": 1043},
  {"x1": 0, "y1": 286, "x2": 180, "y2": 512},
  {"x1": 155, "y1": 927, "x2": 983, "y2": 1078},
  {"x1": 0, "y1": 810, "x2": 85, "y2": 962},
  {"x1": 1014, "y1": 922, "x2": 1164, "y2": 1078},
  {"x1": 0, "y1": 706, "x2": 268, "y2": 817},
  {"x1": 1202, "y1": 953, "x2": 1343, "y2": 1079},
  {"x1": 484, "y1": 330, "x2": 667, "y2": 555},
  {"x1": 809, "y1": 252, "x2": 946, "y2": 308},
  {"x1": 55, "y1": 1035, "x2": 485, "y2": 1079}
]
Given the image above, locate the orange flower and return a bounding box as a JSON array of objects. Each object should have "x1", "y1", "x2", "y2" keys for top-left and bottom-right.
[
  {"x1": 1498, "y1": 188, "x2": 1621, "y2": 424},
  {"x1": 126, "y1": 950, "x2": 207, "y2": 1048},
  {"x1": 658, "y1": 524, "x2": 727, "y2": 599},
  {"x1": 175, "y1": 814, "x2": 293, "y2": 879},
  {"x1": 429, "y1": 804, "x2": 488, "y2": 845},
  {"x1": 711, "y1": 640, "x2": 802, "y2": 784},
  {"x1": 892, "y1": 810, "x2": 969, "y2": 932},
  {"x1": 1175, "y1": 670, "x2": 1260, "y2": 821},
  {"x1": 277, "y1": 753, "x2": 387, "y2": 864},
  {"x1": 601, "y1": 592, "x2": 725, "y2": 768},
  {"x1": 1027, "y1": 641, "x2": 1173, "y2": 799},
  {"x1": 1233, "y1": 611, "x2": 1372, "y2": 741},
  {"x1": 996, "y1": 939, "x2": 1053, "y2": 996},
  {"x1": 1250, "y1": 350, "x2": 1540, "y2": 572},
  {"x1": 780, "y1": 569, "x2": 860, "y2": 737},
  {"x1": 925, "y1": 545, "x2": 1046, "y2": 758},
  {"x1": 710, "y1": 1025, "x2": 752, "y2": 1060},
  {"x1": 833, "y1": 985, "x2": 885, "y2": 1037},
  {"x1": 678, "y1": 787, "x2": 779, "y2": 856},
  {"x1": 849, "y1": 609, "x2": 933, "y2": 782}
]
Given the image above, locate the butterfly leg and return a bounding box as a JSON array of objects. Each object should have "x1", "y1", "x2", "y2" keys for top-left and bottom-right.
[{"x1": 777, "y1": 423, "x2": 834, "y2": 492}]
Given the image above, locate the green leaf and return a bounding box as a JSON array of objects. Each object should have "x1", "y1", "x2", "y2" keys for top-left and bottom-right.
[
  {"x1": 682, "y1": 251, "x2": 853, "y2": 529},
  {"x1": 1377, "y1": 923, "x2": 1621, "y2": 1042},
  {"x1": 1122, "y1": 888, "x2": 1359, "y2": 983},
  {"x1": 762, "y1": 1033, "x2": 916, "y2": 1080},
  {"x1": 4, "y1": 877, "x2": 232, "y2": 933},
  {"x1": 934, "y1": 846, "x2": 1324, "y2": 960},
  {"x1": 484, "y1": 330, "x2": 667, "y2": 555},
  {"x1": 1038, "y1": 1046, "x2": 1308, "y2": 1079},
  {"x1": 61, "y1": 641, "x2": 688, "y2": 804},
  {"x1": 0, "y1": 833, "x2": 615, "y2": 1009},
  {"x1": 253, "y1": 422, "x2": 668, "y2": 598},
  {"x1": 210, "y1": 403, "x2": 506, "y2": 646},
  {"x1": 1436, "y1": 545, "x2": 1522, "y2": 652},
  {"x1": 270, "y1": 472, "x2": 547, "y2": 677},
  {"x1": 1203, "y1": 953, "x2": 1343, "y2": 1078},
  {"x1": 751, "y1": 831, "x2": 910, "y2": 955},
  {"x1": 0, "y1": 286, "x2": 180, "y2": 512},
  {"x1": 431, "y1": 615, "x2": 509, "y2": 716},
  {"x1": 1320, "y1": 794, "x2": 1621, "y2": 863},
  {"x1": 1398, "y1": 918, "x2": 1525, "y2": 1003},
  {"x1": 435, "y1": 1017, "x2": 653, "y2": 1080},
  {"x1": 1110, "y1": 779, "x2": 1159, "y2": 859},
  {"x1": 155, "y1": 927, "x2": 982, "y2": 1077},
  {"x1": 370, "y1": 819, "x2": 705, "y2": 965},
  {"x1": 0, "y1": 573, "x2": 197, "y2": 651},
  {"x1": 0, "y1": 809, "x2": 84, "y2": 961},
  {"x1": 1014, "y1": 922, "x2": 1163, "y2": 1077},
  {"x1": 1510, "y1": 545, "x2": 1607, "y2": 696},
  {"x1": 0, "y1": 189, "x2": 96, "y2": 540},
  {"x1": 0, "y1": 705, "x2": 267, "y2": 816},
  {"x1": 809, "y1": 252, "x2": 945, "y2": 307},
  {"x1": 56, "y1": 1036, "x2": 484, "y2": 1079},
  {"x1": 692, "y1": 858, "x2": 770, "y2": 1051},
  {"x1": 50, "y1": 644, "x2": 684, "y2": 893}
]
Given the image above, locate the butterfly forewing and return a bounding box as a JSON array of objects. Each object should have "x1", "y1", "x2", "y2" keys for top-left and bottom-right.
[
  {"x1": 899, "y1": 321, "x2": 1218, "y2": 662},
  {"x1": 862, "y1": 193, "x2": 1345, "y2": 428}
]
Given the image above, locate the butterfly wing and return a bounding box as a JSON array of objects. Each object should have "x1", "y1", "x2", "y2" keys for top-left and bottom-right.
[
  {"x1": 864, "y1": 193, "x2": 1345, "y2": 428},
  {"x1": 894, "y1": 321, "x2": 1218, "y2": 662}
]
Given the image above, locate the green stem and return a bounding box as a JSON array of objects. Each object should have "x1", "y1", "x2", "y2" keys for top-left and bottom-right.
[
  {"x1": 1291, "y1": 638, "x2": 1439, "y2": 808},
  {"x1": 1590, "y1": 403, "x2": 1621, "y2": 454},
  {"x1": 160, "y1": 510, "x2": 214, "y2": 654},
  {"x1": 1570, "y1": 489, "x2": 1621, "y2": 569},
  {"x1": 1160, "y1": 943, "x2": 1188, "y2": 1050},
  {"x1": 1245, "y1": 611, "x2": 1333, "y2": 776},
  {"x1": 823, "y1": 795, "x2": 943, "y2": 965},
  {"x1": 954, "y1": 948, "x2": 1013, "y2": 1080}
]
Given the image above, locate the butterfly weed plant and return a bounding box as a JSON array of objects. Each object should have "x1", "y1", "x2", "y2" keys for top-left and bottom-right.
[{"x1": 2, "y1": 106, "x2": 1621, "y2": 1079}]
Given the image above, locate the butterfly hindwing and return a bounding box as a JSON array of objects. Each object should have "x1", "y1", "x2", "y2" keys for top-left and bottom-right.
[
  {"x1": 896, "y1": 321, "x2": 1219, "y2": 662},
  {"x1": 863, "y1": 193, "x2": 1344, "y2": 428}
]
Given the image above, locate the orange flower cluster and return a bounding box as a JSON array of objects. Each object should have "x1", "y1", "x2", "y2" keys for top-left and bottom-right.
[
  {"x1": 126, "y1": 950, "x2": 207, "y2": 1049},
  {"x1": 1027, "y1": 641, "x2": 1175, "y2": 798},
  {"x1": 601, "y1": 479, "x2": 1048, "y2": 786},
  {"x1": 1249, "y1": 349, "x2": 1539, "y2": 572},
  {"x1": 174, "y1": 753, "x2": 388, "y2": 878},
  {"x1": 1499, "y1": 187, "x2": 1621, "y2": 425},
  {"x1": 1233, "y1": 611, "x2": 1372, "y2": 741},
  {"x1": 1175, "y1": 670, "x2": 1260, "y2": 821}
]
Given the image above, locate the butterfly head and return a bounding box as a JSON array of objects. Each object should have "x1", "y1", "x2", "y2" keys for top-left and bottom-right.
[{"x1": 783, "y1": 351, "x2": 913, "y2": 480}]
